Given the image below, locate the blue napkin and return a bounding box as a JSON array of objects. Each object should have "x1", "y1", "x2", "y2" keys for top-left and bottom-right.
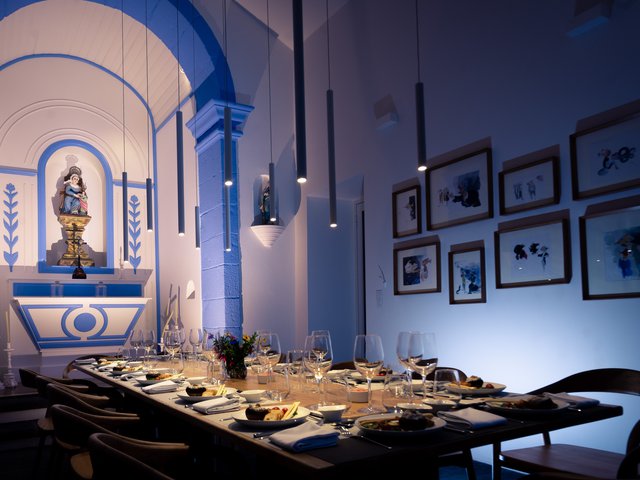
[{"x1": 269, "y1": 422, "x2": 339, "y2": 452}]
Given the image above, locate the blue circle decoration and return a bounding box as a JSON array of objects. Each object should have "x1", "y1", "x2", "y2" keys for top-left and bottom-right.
[{"x1": 74, "y1": 313, "x2": 97, "y2": 332}]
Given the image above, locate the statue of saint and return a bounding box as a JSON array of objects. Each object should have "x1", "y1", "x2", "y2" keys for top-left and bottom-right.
[
  {"x1": 59, "y1": 166, "x2": 88, "y2": 215},
  {"x1": 259, "y1": 184, "x2": 271, "y2": 224}
]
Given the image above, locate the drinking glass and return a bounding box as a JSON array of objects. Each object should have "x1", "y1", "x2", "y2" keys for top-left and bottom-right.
[
  {"x1": 433, "y1": 368, "x2": 462, "y2": 405},
  {"x1": 396, "y1": 331, "x2": 419, "y2": 402},
  {"x1": 286, "y1": 349, "x2": 305, "y2": 391},
  {"x1": 256, "y1": 332, "x2": 282, "y2": 392},
  {"x1": 129, "y1": 330, "x2": 143, "y2": 361},
  {"x1": 163, "y1": 328, "x2": 183, "y2": 374},
  {"x1": 303, "y1": 334, "x2": 334, "y2": 409},
  {"x1": 382, "y1": 373, "x2": 412, "y2": 412},
  {"x1": 202, "y1": 328, "x2": 224, "y2": 384},
  {"x1": 142, "y1": 330, "x2": 156, "y2": 366},
  {"x1": 408, "y1": 332, "x2": 438, "y2": 398},
  {"x1": 353, "y1": 334, "x2": 385, "y2": 414},
  {"x1": 189, "y1": 328, "x2": 203, "y2": 355}
]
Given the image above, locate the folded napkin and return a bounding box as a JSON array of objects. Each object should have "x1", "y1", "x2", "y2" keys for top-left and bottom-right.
[
  {"x1": 192, "y1": 397, "x2": 240, "y2": 414},
  {"x1": 74, "y1": 358, "x2": 95, "y2": 365},
  {"x1": 269, "y1": 421, "x2": 339, "y2": 452},
  {"x1": 438, "y1": 407, "x2": 507, "y2": 429},
  {"x1": 141, "y1": 380, "x2": 178, "y2": 394},
  {"x1": 543, "y1": 392, "x2": 600, "y2": 408}
]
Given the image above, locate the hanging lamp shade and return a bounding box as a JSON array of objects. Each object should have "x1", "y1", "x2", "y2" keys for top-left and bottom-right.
[
  {"x1": 326, "y1": 0, "x2": 337, "y2": 228},
  {"x1": 176, "y1": 0, "x2": 185, "y2": 236},
  {"x1": 293, "y1": 0, "x2": 307, "y2": 184},
  {"x1": 224, "y1": 106, "x2": 233, "y2": 186},
  {"x1": 120, "y1": 0, "x2": 129, "y2": 261},
  {"x1": 144, "y1": 0, "x2": 153, "y2": 232},
  {"x1": 415, "y1": 0, "x2": 427, "y2": 172}
]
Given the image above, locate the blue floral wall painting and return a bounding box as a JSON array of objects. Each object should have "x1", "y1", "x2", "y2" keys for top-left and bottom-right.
[{"x1": 3, "y1": 183, "x2": 19, "y2": 272}]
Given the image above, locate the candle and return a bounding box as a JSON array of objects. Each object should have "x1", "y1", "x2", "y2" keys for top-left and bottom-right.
[{"x1": 5, "y1": 311, "x2": 10, "y2": 344}]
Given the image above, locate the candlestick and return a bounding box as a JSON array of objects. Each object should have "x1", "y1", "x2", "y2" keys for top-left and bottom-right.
[{"x1": 5, "y1": 311, "x2": 9, "y2": 344}]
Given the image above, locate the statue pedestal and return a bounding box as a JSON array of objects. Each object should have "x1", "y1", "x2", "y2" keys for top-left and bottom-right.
[{"x1": 57, "y1": 214, "x2": 95, "y2": 266}]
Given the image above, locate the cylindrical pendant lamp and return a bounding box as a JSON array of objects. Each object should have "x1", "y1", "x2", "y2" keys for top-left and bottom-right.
[
  {"x1": 224, "y1": 106, "x2": 233, "y2": 187},
  {"x1": 176, "y1": 110, "x2": 185, "y2": 236},
  {"x1": 293, "y1": 0, "x2": 307, "y2": 184},
  {"x1": 327, "y1": 89, "x2": 337, "y2": 228},
  {"x1": 416, "y1": 81, "x2": 427, "y2": 172},
  {"x1": 269, "y1": 161, "x2": 276, "y2": 223}
]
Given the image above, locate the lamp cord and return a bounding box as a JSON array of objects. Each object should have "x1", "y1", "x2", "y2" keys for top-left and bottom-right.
[
  {"x1": 121, "y1": 0, "x2": 126, "y2": 172},
  {"x1": 177, "y1": 0, "x2": 181, "y2": 111},
  {"x1": 267, "y1": 0, "x2": 273, "y2": 166},
  {"x1": 192, "y1": 0, "x2": 199, "y2": 199},
  {"x1": 145, "y1": 0, "x2": 150, "y2": 178}
]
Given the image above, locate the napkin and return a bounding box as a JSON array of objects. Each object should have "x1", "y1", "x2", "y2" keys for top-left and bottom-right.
[
  {"x1": 543, "y1": 392, "x2": 600, "y2": 408},
  {"x1": 141, "y1": 380, "x2": 178, "y2": 394},
  {"x1": 74, "y1": 358, "x2": 95, "y2": 365},
  {"x1": 192, "y1": 397, "x2": 240, "y2": 414},
  {"x1": 438, "y1": 407, "x2": 507, "y2": 429},
  {"x1": 268, "y1": 421, "x2": 339, "y2": 452}
]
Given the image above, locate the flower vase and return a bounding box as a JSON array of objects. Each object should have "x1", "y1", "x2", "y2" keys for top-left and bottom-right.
[{"x1": 225, "y1": 361, "x2": 247, "y2": 380}]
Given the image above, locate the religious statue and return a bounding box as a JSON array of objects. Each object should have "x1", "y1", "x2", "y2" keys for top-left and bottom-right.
[
  {"x1": 59, "y1": 165, "x2": 88, "y2": 215},
  {"x1": 259, "y1": 184, "x2": 271, "y2": 224}
]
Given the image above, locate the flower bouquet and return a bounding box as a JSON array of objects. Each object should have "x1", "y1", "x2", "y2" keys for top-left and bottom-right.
[{"x1": 211, "y1": 331, "x2": 258, "y2": 379}]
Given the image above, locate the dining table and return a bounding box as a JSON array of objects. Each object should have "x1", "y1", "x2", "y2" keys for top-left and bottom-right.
[{"x1": 73, "y1": 361, "x2": 623, "y2": 479}]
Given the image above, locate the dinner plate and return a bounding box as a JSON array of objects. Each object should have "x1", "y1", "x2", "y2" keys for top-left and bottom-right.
[
  {"x1": 445, "y1": 382, "x2": 506, "y2": 396},
  {"x1": 231, "y1": 405, "x2": 310, "y2": 429},
  {"x1": 136, "y1": 375, "x2": 181, "y2": 386},
  {"x1": 110, "y1": 367, "x2": 143, "y2": 377},
  {"x1": 484, "y1": 398, "x2": 570, "y2": 416},
  {"x1": 349, "y1": 371, "x2": 388, "y2": 382},
  {"x1": 355, "y1": 413, "x2": 445, "y2": 437},
  {"x1": 176, "y1": 387, "x2": 238, "y2": 403}
]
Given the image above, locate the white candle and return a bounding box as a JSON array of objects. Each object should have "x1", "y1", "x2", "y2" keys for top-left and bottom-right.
[{"x1": 5, "y1": 311, "x2": 10, "y2": 344}]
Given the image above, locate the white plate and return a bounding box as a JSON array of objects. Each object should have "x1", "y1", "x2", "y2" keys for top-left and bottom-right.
[
  {"x1": 110, "y1": 367, "x2": 143, "y2": 376},
  {"x1": 355, "y1": 413, "x2": 445, "y2": 437},
  {"x1": 176, "y1": 387, "x2": 238, "y2": 403},
  {"x1": 232, "y1": 405, "x2": 310, "y2": 428},
  {"x1": 136, "y1": 375, "x2": 181, "y2": 386},
  {"x1": 349, "y1": 371, "x2": 388, "y2": 382},
  {"x1": 484, "y1": 398, "x2": 570, "y2": 416},
  {"x1": 445, "y1": 382, "x2": 506, "y2": 396}
]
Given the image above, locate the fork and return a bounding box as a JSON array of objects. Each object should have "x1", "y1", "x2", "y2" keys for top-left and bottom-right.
[{"x1": 338, "y1": 427, "x2": 393, "y2": 449}]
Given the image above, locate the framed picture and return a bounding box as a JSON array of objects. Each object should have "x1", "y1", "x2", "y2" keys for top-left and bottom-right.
[
  {"x1": 426, "y1": 148, "x2": 493, "y2": 230},
  {"x1": 579, "y1": 198, "x2": 640, "y2": 300},
  {"x1": 392, "y1": 184, "x2": 421, "y2": 237},
  {"x1": 393, "y1": 238, "x2": 441, "y2": 295},
  {"x1": 499, "y1": 156, "x2": 560, "y2": 215},
  {"x1": 570, "y1": 111, "x2": 640, "y2": 200},
  {"x1": 448, "y1": 246, "x2": 486, "y2": 304},
  {"x1": 495, "y1": 217, "x2": 571, "y2": 288}
]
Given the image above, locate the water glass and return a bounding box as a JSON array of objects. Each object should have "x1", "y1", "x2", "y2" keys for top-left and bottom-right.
[
  {"x1": 286, "y1": 349, "x2": 304, "y2": 390},
  {"x1": 382, "y1": 373, "x2": 412, "y2": 412},
  {"x1": 433, "y1": 368, "x2": 462, "y2": 405}
]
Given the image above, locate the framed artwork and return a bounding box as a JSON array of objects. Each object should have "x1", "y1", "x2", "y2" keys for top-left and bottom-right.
[
  {"x1": 448, "y1": 246, "x2": 486, "y2": 304},
  {"x1": 579, "y1": 198, "x2": 640, "y2": 300},
  {"x1": 499, "y1": 156, "x2": 560, "y2": 215},
  {"x1": 392, "y1": 184, "x2": 421, "y2": 237},
  {"x1": 393, "y1": 238, "x2": 441, "y2": 295},
  {"x1": 570, "y1": 111, "x2": 640, "y2": 200},
  {"x1": 495, "y1": 217, "x2": 571, "y2": 288},
  {"x1": 426, "y1": 148, "x2": 493, "y2": 230}
]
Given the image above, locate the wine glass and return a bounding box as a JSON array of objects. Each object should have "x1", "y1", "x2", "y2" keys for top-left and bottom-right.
[
  {"x1": 129, "y1": 329, "x2": 143, "y2": 361},
  {"x1": 163, "y1": 327, "x2": 183, "y2": 374},
  {"x1": 396, "y1": 331, "x2": 419, "y2": 402},
  {"x1": 433, "y1": 368, "x2": 462, "y2": 406},
  {"x1": 353, "y1": 334, "x2": 385, "y2": 414},
  {"x1": 382, "y1": 373, "x2": 412, "y2": 412},
  {"x1": 142, "y1": 330, "x2": 156, "y2": 366},
  {"x1": 407, "y1": 332, "x2": 438, "y2": 398},
  {"x1": 256, "y1": 332, "x2": 282, "y2": 391},
  {"x1": 303, "y1": 334, "x2": 334, "y2": 409},
  {"x1": 189, "y1": 328, "x2": 203, "y2": 355}
]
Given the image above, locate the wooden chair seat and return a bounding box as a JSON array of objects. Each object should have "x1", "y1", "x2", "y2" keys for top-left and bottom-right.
[
  {"x1": 69, "y1": 451, "x2": 92, "y2": 480},
  {"x1": 501, "y1": 444, "x2": 624, "y2": 479}
]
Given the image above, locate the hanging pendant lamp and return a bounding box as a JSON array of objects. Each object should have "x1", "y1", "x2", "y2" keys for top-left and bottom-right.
[
  {"x1": 192, "y1": 0, "x2": 201, "y2": 248},
  {"x1": 326, "y1": 0, "x2": 337, "y2": 228},
  {"x1": 266, "y1": 0, "x2": 277, "y2": 225},
  {"x1": 223, "y1": 0, "x2": 232, "y2": 250},
  {"x1": 176, "y1": 0, "x2": 186, "y2": 236},
  {"x1": 292, "y1": 0, "x2": 307, "y2": 184},
  {"x1": 121, "y1": 0, "x2": 129, "y2": 261},
  {"x1": 144, "y1": 0, "x2": 153, "y2": 232},
  {"x1": 415, "y1": 0, "x2": 427, "y2": 172}
]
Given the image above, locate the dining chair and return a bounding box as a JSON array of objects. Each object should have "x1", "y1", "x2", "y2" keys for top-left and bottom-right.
[
  {"x1": 88, "y1": 432, "x2": 195, "y2": 480},
  {"x1": 494, "y1": 368, "x2": 640, "y2": 480}
]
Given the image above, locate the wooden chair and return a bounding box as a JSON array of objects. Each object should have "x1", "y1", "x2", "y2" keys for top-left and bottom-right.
[
  {"x1": 88, "y1": 432, "x2": 194, "y2": 480},
  {"x1": 494, "y1": 368, "x2": 640, "y2": 480}
]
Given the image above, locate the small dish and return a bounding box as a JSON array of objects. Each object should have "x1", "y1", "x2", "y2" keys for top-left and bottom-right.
[
  {"x1": 317, "y1": 404, "x2": 347, "y2": 423},
  {"x1": 186, "y1": 376, "x2": 207, "y2": 385},
  {"x1": 422, "y1": 397, "x2": 457, "y2": 412},
  {"x1": 238, "y1": 389, "x2": 266, "y2": 403},
  {"x1": 348, "y1": 388, "x2": 369, "y2": 403},
  {"x1": 396, "y1": 402, "x2": 433, "y2": 413}
]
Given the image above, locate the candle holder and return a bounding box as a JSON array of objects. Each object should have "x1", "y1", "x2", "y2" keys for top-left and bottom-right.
[{"x1": 3, "y1": 345, "x2": 18, "y2": 388}]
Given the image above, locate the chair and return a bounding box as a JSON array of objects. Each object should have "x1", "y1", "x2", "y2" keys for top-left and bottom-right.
[
  {"x1": 494, "y1": 368, "x2": 640, "y2": 480},
  {"x1": 330, "y1": 360, "x2": 355, "y2": 370},
  {"x1": 88, "y1": 432, "x2": 195, "y2": 480}
]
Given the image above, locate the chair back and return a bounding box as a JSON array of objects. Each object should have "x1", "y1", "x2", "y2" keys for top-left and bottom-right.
[
  {"x1": 88, "y1": 432, "x2": 191, "y2": 480},
  {"x1": 528, "y1": 368, "x2": 640, "y2": 396},
  {"x1": 426, "y1": 366, "x2": 468, "y2": 382},
  {"x1": 46, "y1": 383, "x2": 137, "y2": 417}
]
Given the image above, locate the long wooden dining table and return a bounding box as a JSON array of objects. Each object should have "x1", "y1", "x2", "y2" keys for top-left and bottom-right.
[{"x1": 75, "y1": 363, "x2": 623, "y2": 479}]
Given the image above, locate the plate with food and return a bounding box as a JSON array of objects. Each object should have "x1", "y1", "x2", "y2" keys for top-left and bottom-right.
[
  {"x1": 355, "y1": 411, "x2": 445, "y2": 437},
  {"x1": 484, "y1": 395, "x2": 570, "y2": 416},
  {"x1": 136, "y1": 372, "x2": 180, "y2": 386},
  {"x1": 232, "y1": 402, "x2": 309, "y2": 428},
  {"x1": 445, "y1": 376, "x2": 506, "y2": 396},
  {"x1": 176, "y1": 385, "x2": 238, "y2": 403},
  {"x1": 110, "y1": 365, "x2": 144, "y2": 376}
]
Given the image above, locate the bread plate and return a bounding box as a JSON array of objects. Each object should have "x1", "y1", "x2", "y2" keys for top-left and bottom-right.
[
  {"x1": 445, "y1": 382, "x2": 506, "y2": 396},
  {"x1": 232, "y1": 405, "x2": 310, "y2": 429},
  {"x1": 484, "y1": 397, "x2": 569, "y2": 417},
  {"x1": 355, "y1": 413, "x2": 445, "y2": 437},
  {"x1": 176, "y1": 387, "x2": 238, "y2": 403}
]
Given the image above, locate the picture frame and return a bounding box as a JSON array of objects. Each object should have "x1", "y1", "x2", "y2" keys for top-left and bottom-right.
[
  {"x1": 448, "y1": 246, "x2": 486, "y2": 304},
  {"x1": 495, "y1": 216, "x2": 571, "y2": 288},
  {"x1": 426, "y1": 147, "x2": 493, "y2": 230},
  {"x1": 579, "y1": 196, "x2": 640, "y2": 300},
  {"x1": 392, "y1": 184, "x2": 421, "y2": 237},
  {"x1": 570, "y1": 111, "x2": 640, "y2": 200},
  {"x1": 499, "y1": 156, "x2": 560, "y2": 215},
  {"x1": 393, "y1": 237, "x2": 441, "y2": 295}
]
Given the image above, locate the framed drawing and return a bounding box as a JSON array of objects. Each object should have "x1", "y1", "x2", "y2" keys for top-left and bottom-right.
[
  {"x1": 426, "y1": 148, "x2": 493, "y2": 230},
  {"x1": 495, "y1": 217, "x2": 571, "y2": 288},
  {"x1": 448, "y1": 246, "x2": 486, "y2": 304},
  {"x1": 392, "y1": 184, "x2": 421, "y2": 237},
  {"x1": 570, "y1": 111, "x2": 640, "y2": 200},
  {"x1": 499, "y1": 156, "x2": 560, "y2": 215},
  {"x1": 579, "y1": 197, "x2": 640, "y2": 299},
  {"x1": 393, "y1": 238, "x2": 441, "y2": 295}
]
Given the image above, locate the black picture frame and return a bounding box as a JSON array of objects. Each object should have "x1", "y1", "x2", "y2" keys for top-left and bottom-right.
[
  {"x1": 393, "y1": 237, "x2": 441, "y2": 295},
  {"x1": 499, "y1": 156, "x2": 560, "y2": 215},
  {"x1": 448, "y1": 246, "x2": 486, "y2": 304},
  {"x1": 392, "y1": 184, "x2": 421, "y2": 238}
]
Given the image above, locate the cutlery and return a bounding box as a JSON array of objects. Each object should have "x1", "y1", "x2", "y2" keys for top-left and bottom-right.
[
  {"x1": 253, "y1": 431, "x2": 276, "y2": 439},
  {"x1": 351, "y1": 433, "x2": 393, "y2": 450},
  {"x1": 444, "y1": 425, "x2": 474, "y2": 434}
]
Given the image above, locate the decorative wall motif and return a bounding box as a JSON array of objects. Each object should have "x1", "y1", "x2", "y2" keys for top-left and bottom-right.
[
  {"x1": 128, "y1": 195, "x2": 141, "y2": 273},
  {"x1": 3, "y1": 183, "x2": 19, "y2": 272}
]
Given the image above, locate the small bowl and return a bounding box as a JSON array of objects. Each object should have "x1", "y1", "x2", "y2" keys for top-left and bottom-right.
[
  {"x1": 422, "y1": 397, "x2": 457, "y2": 412},
  {"x1": 186, "y1": 376, "x2": 206, "y2": 385},
  {"x1": 396, "y1": 402, "x2": 433, "y2": 414},
  {"x1": 317, "y1": 404, "x2": 347, "y2": 423},
  {"x1": 348, "y1": 388, "x2": 369, "y2": 403},
  {"x1": 239, "y1": 389, "x2": 266, "y2": 403}
]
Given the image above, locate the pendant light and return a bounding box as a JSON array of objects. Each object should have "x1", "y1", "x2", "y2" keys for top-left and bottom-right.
[
  {"x1": 223, "y1": 0, "x2": 233, "y2": 188},
  {"x1": 415, "y1": 0, "x2": 427, "y2": 173},
  {"x1": 325, "y1": 0, "x2": 337, "y2": 228},
  {"x1": 144, "y1": 0, "x2": 153, "y2": 232},
  {"x1": 192, "y1": 0, "x2": 201, "y2": 249},
  {"x1": 292, "y1": 0, "x2": 307, "y2": 184},
  {"x1": 121, "y1": 0, "x2": 129, "y2": 261},
  {"x1": 266, "y1": 0, "x2": 277, "y2": 224},
  {"x1": 176, "y1": 0, "x2": 186, "y2": 236}
]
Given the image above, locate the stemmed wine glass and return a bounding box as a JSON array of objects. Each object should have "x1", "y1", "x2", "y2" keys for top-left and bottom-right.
[
  {"x1": 256, "y1": 332, "x2": 282, "y2": 385},
  {"x1": 396, "y1": 331, "x2": 418, "y2": 402},
  {"x1": 189, "y1": 328, "x2": 203, "y2": 356},
  {"x1": 163, "y1": 327, "x2": 183, "y2": 374},
  {"x1": 303, "y1": 333, "x2": 334, "y2": 410},
  {"x1": 353, "y1": 334, "x2": 386, "y2": 414},
  {"x1": 142, "y1": 330, "x2": 156, "y2": 366},
  {"x1": 407, "y1": 332, "x2": 438, "y2": 398},
  {"x1": 129, "y1": 330, "x2": 143, "y2": 361}
]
